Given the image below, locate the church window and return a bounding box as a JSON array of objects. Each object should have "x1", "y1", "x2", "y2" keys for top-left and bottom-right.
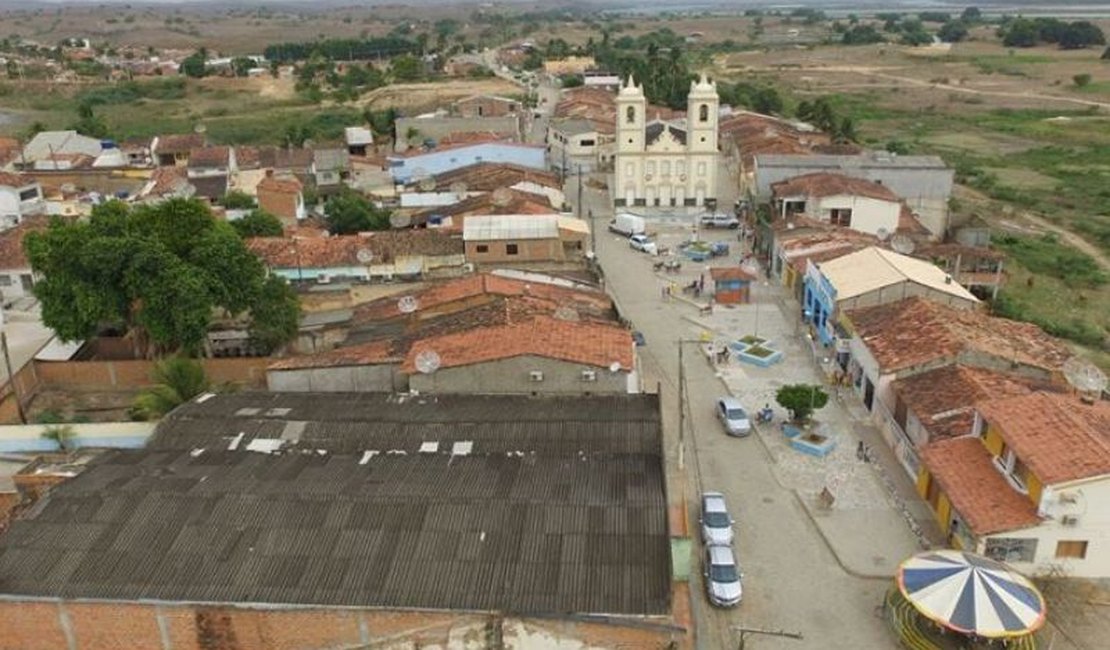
[
  {"x1": 626, "y1": 106, "x2": 635, "y2": 124},
  {"x1": 697, "y1": 162, "x2": 706, "y2": 176},
  {"x1": 699, "y1": 104, "x2": 709, "y2": 122},
  {"x1": 646, "y1": 162, "x2": 656, "y2": 176},
  {"x1": 625, "y1": 163, "x2": 634, "y2": 177},
  {"x1": 661, "y1": 161, "x2": 671, "y2": 176}
]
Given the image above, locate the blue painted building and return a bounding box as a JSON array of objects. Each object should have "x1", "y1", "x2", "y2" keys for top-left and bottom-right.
[
  {"x1": 802, "y1": 261, "x2": 839, "y2": 346},
  {"x1": 388, "y1": 143, "x2": 546, "y2": 184}
]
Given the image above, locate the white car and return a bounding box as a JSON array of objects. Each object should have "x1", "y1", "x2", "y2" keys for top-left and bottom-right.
[
  {"x1": 700, "y1": 492, "x2": 735, "y2": 546},
  {"x1": 705, "y1": 544, "x2": 743, "y2": 607},
  {"x1": 716, "y1": 396, "x2": 752, "y2": 436},
  {"x1": 629, "y1": 234, "x2": 658, "y2": 256}
]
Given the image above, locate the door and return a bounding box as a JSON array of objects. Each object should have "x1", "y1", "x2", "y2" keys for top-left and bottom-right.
[
  {"x1": 863, "y1": 378, "x2": 875, "y2": 411},
  {"x1": 20, "y1": 274, "x2": 33, "y2": 292},
  {"x1": 659, "y1": 185, "x2": 670, "y2": 207},
  {"x1": 644, "y1": 186, "x2": 655, "y2": 207},
  {"x1": 675, "y1": 186, "x2": 685, "y2": 206},
  {"x1": 695, "y1": 186, "x2": 706, "y2": 206},
  {"x1": 625, "y1": 186, "x2": 635, "y2": 206}
]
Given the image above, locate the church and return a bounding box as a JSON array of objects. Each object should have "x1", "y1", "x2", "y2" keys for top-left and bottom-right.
[{"x1": 612, "y1": 74, "x2": 720, "y2": 210}]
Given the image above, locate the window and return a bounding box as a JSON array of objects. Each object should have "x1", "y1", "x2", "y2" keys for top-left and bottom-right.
[
  {"x1": 829, "y1": 208, "x2": 853, "y2": 227},
  {"x1": 661, "y1": 161, "x2": 671, "y2": 176},
  {"x1": 625, "y1": 163, "x2": 634, "y2": 177},
  {"x1": 18, "y1": 188, "x2": 39, "y2": 202},
  {"x1": 697, "y1": 162, "x2": 706, "y2": 176},
  {"x1": 646, "y1": 162, "x2": 655, "y2": 176},
  {"x1": 579, "y1": 139, "x2": 595, "y2": 147},
  {"x1": 1055, "y1": 540, "x2": 1088, "y2": 560},
  {"x1": 993, "y1": 443, "x2": 1029, "y2": 493},
  {"x1": 0, "y1": 275, "x2": 10, "y2": 287},
  {"x1": 984, "y1": 538, "x2": 1038, "y2": 563},
  {"x1": 699, "y1": 104, "x2": 708, "y2": 122},
  {"x1": 505, "y1": 243, "x2": 519, "y2": 255},
  {"x1": 475, "y1": 244, "x2": 489, "y2": 253},
  {"x1": 676, "y1": 161, "x2": 685, "y2": 175},
  {"x1": 626, "y1": 106, "x2": 635, "y2": 124}
]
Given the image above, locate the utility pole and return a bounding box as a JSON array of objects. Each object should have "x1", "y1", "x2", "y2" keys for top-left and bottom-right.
[
  {"x1": 678, "y1": 340, "x2": 685, "y2": 470},
  {"x1": 732, "y1": 626, "x2": 803, "y2": 649},
  {"x1": 576, "y1": 163, "x2": 583, "y2": 220},
  {"x1": 0, "y1": 308, "x2": 27, "y2": 425}
]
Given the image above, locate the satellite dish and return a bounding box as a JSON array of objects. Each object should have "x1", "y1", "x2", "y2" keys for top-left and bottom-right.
[
  {"x1": 389, "y1": 212, "x2": 412, "y2": 229},
  {"x1": 890, "y1": 234, "x2": 916, "y2": 255},
  {"x1": 418, "y1": 176, "x2": 436, "y2": 192},
  {"x1": 875, "y1": 227, "x2": 892, "y2": 242},
  {"x1": 608, "y1": 361, "x2": 622, "y2": 373},
  {"x1": 491, "y1": 187, "x2": 512, "y2": 207},
  {"x1": 397, "y1": 295, "x2": 420, "y2": 314},
  {"x1": 414, "y1": 349, "x2": 441, "y2": 374},
  {"x1": 1063, "y1": 357, "x2": 1108, "y2": 395},
  {"x1": 356, "y1": 248, "x2": 374, "y2": 264},
  {"x1": 449, "y1": 181, "x2": 468, "y2": 199}
]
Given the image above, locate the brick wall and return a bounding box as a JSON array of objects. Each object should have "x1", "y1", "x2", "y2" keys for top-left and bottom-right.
[
  {"x1": 0, "y1": 361, "x2": 39, "y2": 424},
  {"x1": 32, "y1": 358, "x2": 269, "y2": 391},
  {"x1": 0, "y1": 601, "x2": 687, "y2": 650}
]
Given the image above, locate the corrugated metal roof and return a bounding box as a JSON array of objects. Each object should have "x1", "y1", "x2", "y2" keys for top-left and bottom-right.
[
  {"x1": 463, "y1": 214, "x2": 560, "y2": 241},
  {"x1": 0, "y1": 393, "x2": 668, "y2": 615},
  {"x1": 817, "y1": 246, "x2": 979, "y2": 303}
]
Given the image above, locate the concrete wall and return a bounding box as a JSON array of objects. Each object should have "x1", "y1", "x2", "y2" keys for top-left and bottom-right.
[
  {"x1": 812, "y1": 195, "x2": 900, "y2": 238},
  {"x1": 33, "y1": 358, "x2": 269, "y2": 391},
  {"x1": 267, "y1": 364, "x2": 406, "y2": 393},
  {"x1": 455, "y1": 96, "x2": 520, "y2": 119},
  {"x1": 0, "y1": 601, "x2": 685, "y2": 650},
  {"x1": 465, "y1": 238, "x2": 564, "y2": 264},
  {"x1": 835, "y1": 281, "x2": 979, "y2": 315},
  {"x1": 410, "y1": 355, "x2": 631, "y2": 395},
  {"x1": 0, "y1": 422, "x2": 155, "y2": 453},
  {"x1": 0, "y1": 267, "x2": 35, "y2": 301}
]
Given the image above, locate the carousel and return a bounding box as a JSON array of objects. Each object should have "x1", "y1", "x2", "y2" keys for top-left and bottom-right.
[{"x1": 883, "y1": 550, "x2": 1047, "y2": 649}]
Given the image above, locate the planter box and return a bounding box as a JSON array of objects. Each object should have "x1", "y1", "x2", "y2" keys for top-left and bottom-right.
[
  {"x1": 736, "y1": 345, "x2": 784, "y2": 368},
  {"x1": 791, "y1": 432, "x2": 837, "y2": 458},
  {"x1": 782, "y1": 423, "x2": 804, "y2": 439}
]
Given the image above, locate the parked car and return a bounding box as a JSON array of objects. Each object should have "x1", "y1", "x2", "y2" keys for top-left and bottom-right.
[
  {"x1": 699, "y1": 213, "x2": 740, "y2": 229},
  {"x1": 704, "y1": 544, "x2": 743, "y2": 607},
  {"x1": 700, "y1": 492, "x2": 735, "y2": 545},
  {"x1": 609, "y1": 212, "x2": 647, "y2": 236},
  {"x1": 632, "y1": 330, "x2": 646, "y2": 346},
  {"x1": 716, "y1": 397, "x2": 751, "y2": 436},
  {"x1": 629, "y1": 234, "x2": 658, "y2": 255}
]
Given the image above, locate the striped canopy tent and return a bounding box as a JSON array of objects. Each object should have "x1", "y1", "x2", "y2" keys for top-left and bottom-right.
[{"x1": 897, "y1": 550, "x2": 1047, "y2": 638}]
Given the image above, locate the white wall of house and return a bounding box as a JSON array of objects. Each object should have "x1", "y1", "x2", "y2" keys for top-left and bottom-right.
[
  {"x1": 813, "y1": 195, "x2": 900, "y2": 238},
  {"x1": 0, "y1": 267, "x2": 36, "y2": 301},
  {"x1": 0, "y1": 188, "x2": 21, "y2": 228},
  {"x1": 980, "y1": 475, "x2": 1110, "y2": 578}
]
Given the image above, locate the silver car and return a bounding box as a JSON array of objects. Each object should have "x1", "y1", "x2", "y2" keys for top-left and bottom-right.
[
  {"x1": 700, "y1": 492, "x2": 735, "y2": 546},
  {"x1": 705, "y1": 544, "x2": 743, "y2": 607},
  {"x1": 716, "y1": 396, "x2": 751, "y2": 436}
]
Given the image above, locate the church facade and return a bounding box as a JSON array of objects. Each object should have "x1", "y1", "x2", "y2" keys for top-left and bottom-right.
[{"x1": 612, "y1": 74, "x2": 720, "y2": 210}]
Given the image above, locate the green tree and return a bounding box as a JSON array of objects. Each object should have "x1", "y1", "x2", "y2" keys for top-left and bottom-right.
[
  {"x1": 938, "y1": 20, "x2": 970, "y2": 43},
  {"x1": 1059, "y1": 21, "x2": 1106, "y2": 49},
  {"x1": 842, "y1": 25, "x2": 885, "y2": 45},
  {"x1": 775, "y1": 384, "x2": 829, "y2": 422},
  {"x1": 231, "y1": 210, "x2": 284, "y2": 238},
  {"x1": 41, "y1": 424, "x2": 77, "y2": 451},
  {"x1": 230, "y1": 56, "x2": 255, "y2": 77},
  {"x1": 131, "y1": 356, "x2": 210, "y2": 420},
  {"x1": 390, "y1": 54, "x2": 424, "y2": 81},
  {"x1": 1074, "y1": 73, "x2": 1093, "y2": 87},
  {"x1": 25, "y1": 199, "x2": 300, "y2": 357},
  {"x1": 324, "y1": 187, "x2": 392, "y2": 234},
  {"x1": 220, "y1": 190, "x2": 256, "y2": 209},
  {"x1": 561, "y1": 74, "x2": 584, "y2": 88},
  {"x1": 1104, "y1": 45, "x2": 1110, "y2": 59},
  {"x1": 961, "y1": 7, "x2": 982, "y2": 23},
  {"x1": 180, "y1": 48, "x2": 207, "y2": 78},
  {"x1": 71, "y1": 100, "x2": 109, "y2": 138},
  {"x1": 1002, "y1": 19, "x2": 1038, "y2": 47}
]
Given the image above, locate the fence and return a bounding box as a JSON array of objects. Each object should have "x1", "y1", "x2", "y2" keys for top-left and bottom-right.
[{"x1": 0, "y1": 357, "x2": 269, "y2": 424}]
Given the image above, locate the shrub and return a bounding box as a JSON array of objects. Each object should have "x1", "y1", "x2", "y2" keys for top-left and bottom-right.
[{"x1": 1073, "y1": 73, "x2": 1093, "y2": 87}]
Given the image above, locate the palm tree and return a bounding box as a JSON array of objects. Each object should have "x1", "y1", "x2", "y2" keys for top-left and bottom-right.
[
  {"x1": 41, "y1": 424, "x2": 76, "y2": 451},
  {"x1": 132, "y1": 357, "x2": 210, "y2": 420}
]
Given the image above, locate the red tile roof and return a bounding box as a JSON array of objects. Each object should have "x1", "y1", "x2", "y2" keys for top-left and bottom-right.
[
  {"x1": 845, "y1": 297, "x2": 1072, "y2": 375},
  {"x1": 710, "y1": 266, "x2": 756, "y2": 282},
  {"x1": 257, "y1": 175, "x2": 303, "y2": 195},
  {"x1": 719, "y1": 111, "x2": 832, "y2": 168},
  {"x1": 402, "y1": 316, "x2": 633, "y2": 373},
  {"x1": 920, "y1": 437, "x2": 1041, "y2": 536},
  {"x1": 772, "y1": 172, "x2": 900, "y2": 203},
  {"x1": 0, "y1": 216, "x2": 49, "y2": 270},
  {"x1": 421, "y1": 162, "x2": 561, "y2": 192},
  {"x1": 891, "y1": 366, "x2": 1052, "y2": 441},
  {"x1": 268, "y1": 340, "x2": 399, "y2": 370},
  {"x1": 247, "y1": 231, "x2": 463, "y2": 268},
  {"x1": 144, "y1": 166, "x2": 190, "y2": 198},
  {"x1": 0, "y1": 172, "x2": 36, "y2": 188},
  {"x1": 187, "y1": 146, "x2": 231, "y2": 169},
  {"x1": 411, "y1": 188, "x2": 556, "y2": 227},
  {"x1": 353, "y1": 273, "x2": 612, "y2": 324},
  {"x1": 978, "y1": 392, "x2": 1110, "y2": 485},
  {"x1": 154, "y1": 133, "x2": 205, "y2": 155}
]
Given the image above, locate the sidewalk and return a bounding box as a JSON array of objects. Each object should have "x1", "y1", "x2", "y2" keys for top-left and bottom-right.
[{"x1": 680, "y1": 279, "x2": 942, "y2": 579}]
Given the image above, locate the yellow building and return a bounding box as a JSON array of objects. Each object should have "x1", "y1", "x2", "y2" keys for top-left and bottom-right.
[{"x1": 917, "y1": 391, "x2": 1110, "y2": 578}]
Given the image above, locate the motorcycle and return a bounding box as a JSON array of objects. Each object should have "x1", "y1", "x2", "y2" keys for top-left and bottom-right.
[{"x1": 755, "y1": 406, "x2": 774, "y2": 424}]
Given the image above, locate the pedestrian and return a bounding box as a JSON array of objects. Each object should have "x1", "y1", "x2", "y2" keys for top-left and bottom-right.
[{"x1": 856, "y1": 440, "x2": 865, "y2": 461}]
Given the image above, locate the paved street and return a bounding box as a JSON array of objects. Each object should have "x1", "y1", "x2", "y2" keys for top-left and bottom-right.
[{"x1": 575, "y1": 179, "x2": 911, "y2": 649}]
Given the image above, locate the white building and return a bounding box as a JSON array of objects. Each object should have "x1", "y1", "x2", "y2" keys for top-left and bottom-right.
[
  {"x1": 0, "y1": 173, "x2": 44, "y2": 230},
  {"x1": 771, "y1": 172, "x2": 905, "y2": 239},
  {"x1": 613, "y1": 74, "x2": 719, "y2": 210}
]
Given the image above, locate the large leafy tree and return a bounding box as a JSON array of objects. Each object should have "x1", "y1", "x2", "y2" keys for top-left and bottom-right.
[
  {"x1": 324, "y1": 187, "x2": 392, "y2": 234},
  {"x1": 231, "y1": 209, "x2": 284, "y2": 238},
  {"x1": 776, "y1": 384, "x2": 829, "y2": 423},
  {"x1": 25, "y1": 199, "x2": 300, "y2": 357}
]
